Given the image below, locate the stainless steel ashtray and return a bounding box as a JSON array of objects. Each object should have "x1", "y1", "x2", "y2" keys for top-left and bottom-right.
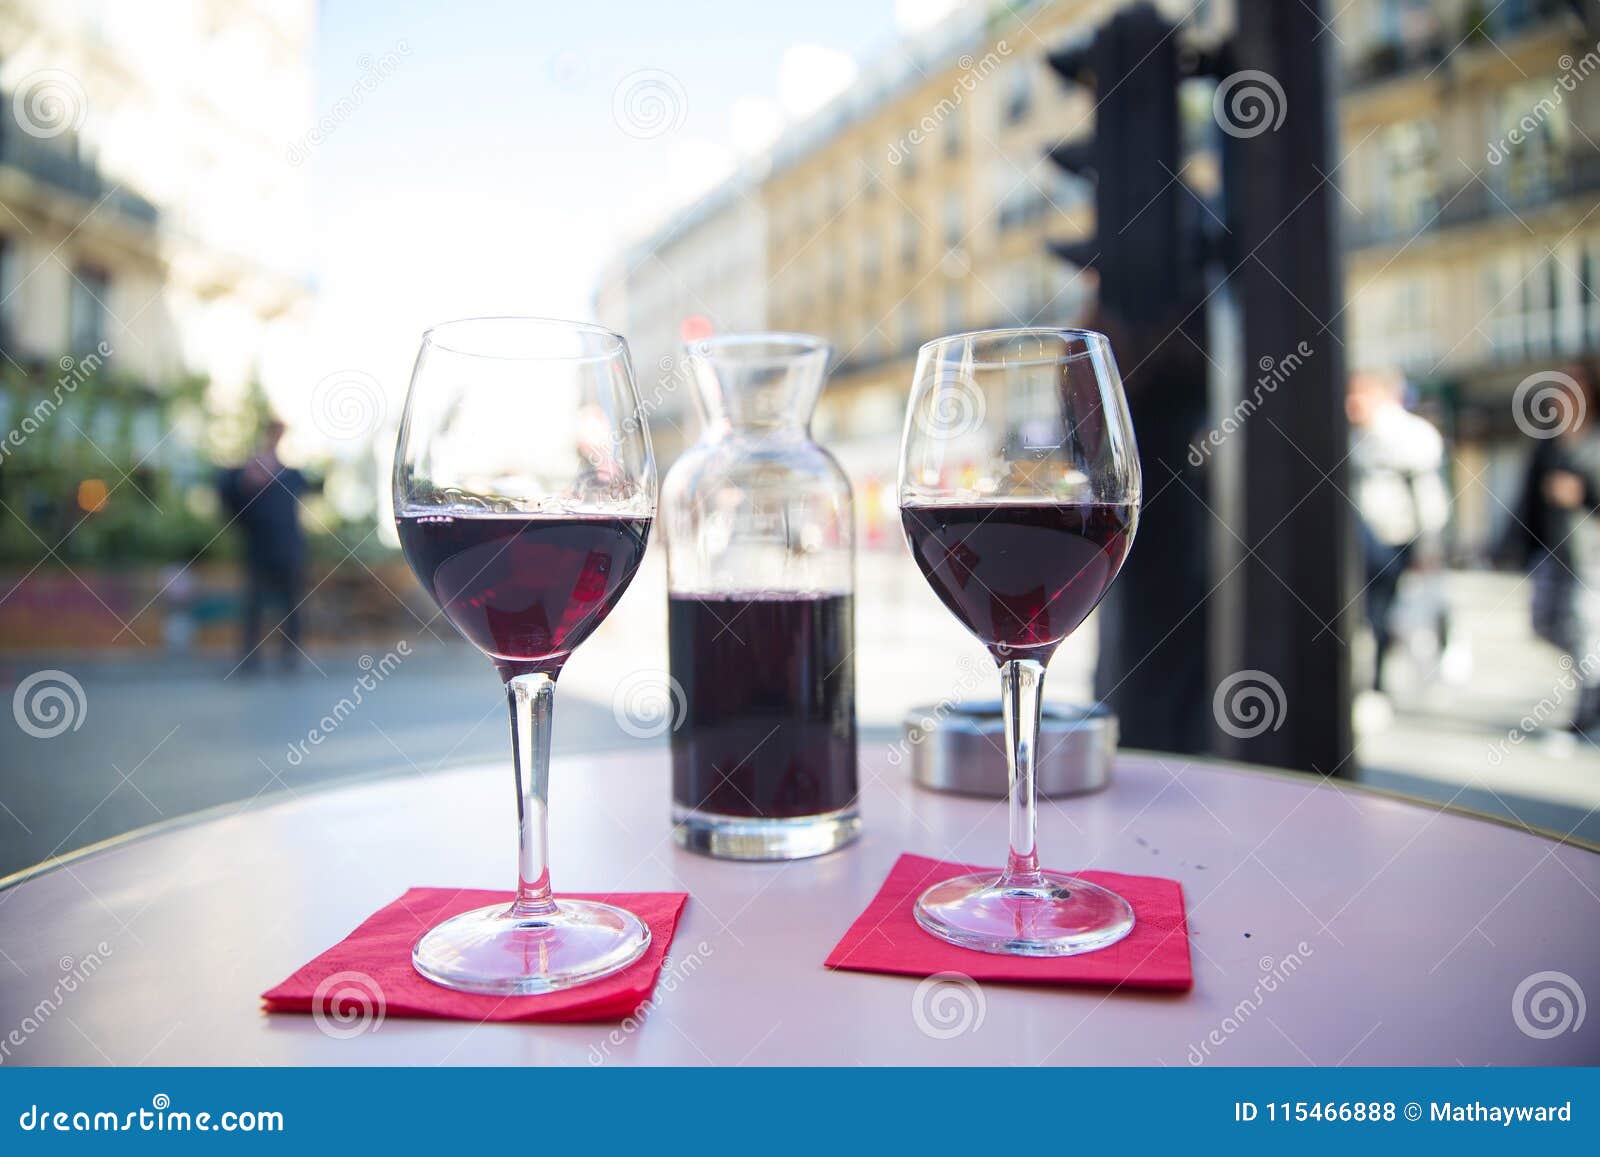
[{"x1": 902, "y1": 700, "x2": 1117, "y2": 798}]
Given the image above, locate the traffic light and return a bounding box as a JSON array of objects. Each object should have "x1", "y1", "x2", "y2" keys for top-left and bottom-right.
[
  {"x1": 1041, "y1": 0, "x2": 1355, "y2": 775},
  {"x1": 1044, "y1": 2, "x2": 1187, "y2": 326},
  {"x1": 1042, "y1": 3, "x2": 1213, "y2": 758}
]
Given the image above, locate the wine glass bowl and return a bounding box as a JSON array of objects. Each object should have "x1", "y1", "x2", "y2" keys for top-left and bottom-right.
[
  {"x1": 899, "y1": 327, "x2": 1141, "y2": 956},
  {"x1": 394, "y1": 317, "x2": 656, "y2": 994}
]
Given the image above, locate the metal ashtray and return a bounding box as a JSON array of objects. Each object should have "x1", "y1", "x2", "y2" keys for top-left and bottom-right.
[{"x1": 903, "y1": 700, "x2": 1117, "y2": 798}]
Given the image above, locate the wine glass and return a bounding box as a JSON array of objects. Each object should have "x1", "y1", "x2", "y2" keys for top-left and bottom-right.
[
  {"x1": 394, "y1": 317, "x2": 656, "y2": 994},
  {"x1": 898, "y1": 327, "x2": 1140, "y2": 955}
]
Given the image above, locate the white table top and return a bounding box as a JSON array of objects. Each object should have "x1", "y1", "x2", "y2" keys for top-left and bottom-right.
[{"x1": 2, "y1": 748, "x2": 1597, "y2": 1065}]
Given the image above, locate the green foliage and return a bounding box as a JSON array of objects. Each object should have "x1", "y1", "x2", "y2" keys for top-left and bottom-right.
[{"x1": 0, "y1": 359, "x2": 368, "y2": 569}]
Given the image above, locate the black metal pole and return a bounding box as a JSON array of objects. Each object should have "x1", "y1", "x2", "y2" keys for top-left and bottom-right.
[{"x1": 1227, "y1": 0, "x2": 1353, "y2": 774}]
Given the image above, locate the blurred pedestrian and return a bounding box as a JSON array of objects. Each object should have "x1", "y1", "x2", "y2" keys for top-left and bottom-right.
[
  {"x1": 217, "y1": 420, "x2": 310, "y2": 672},
  {"x1": 1346, "y1": 370, "x2": 1450, "y2": 700},
  {"x1": 1504, "y1": 362, "x2": 1600, "y2": 732}
]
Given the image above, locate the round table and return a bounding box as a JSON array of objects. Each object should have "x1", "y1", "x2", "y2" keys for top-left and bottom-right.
[{"x1": 2, "y1": 749, "x2": 1596, "y2": 1065}]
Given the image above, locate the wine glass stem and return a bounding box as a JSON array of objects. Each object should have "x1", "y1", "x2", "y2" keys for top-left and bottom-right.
[
  {"x1": 507, "y1": 672, "x2": 559, "y2": 918},
  {"x1": 999, "y1": 658, "x2": 1047, "y2": 889}
]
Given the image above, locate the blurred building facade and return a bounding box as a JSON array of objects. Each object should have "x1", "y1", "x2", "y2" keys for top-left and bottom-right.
[
  {"x1": 596, "y1": 179, "x2": 767, "y2": 461},
  {"x1": 598, "y1": 0, "x2": 1600, "y2": 559},
  {"x1": 1339, "y1": 0, "x2": 1600, "y2": 555},
  {"x1": 0, "y1": 0, "x2": 319, "y2": 631},
  {"x1": 759, "y1": 0, "x2": 1114, "y2": 535},
  {"x1": 0, "y1": 0, "x2": 314, "y2": 413}
]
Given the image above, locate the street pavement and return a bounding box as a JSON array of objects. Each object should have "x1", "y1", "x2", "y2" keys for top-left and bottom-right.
[{"x1": 1, "y1": 559, "x2": 1595, "y2": 879}]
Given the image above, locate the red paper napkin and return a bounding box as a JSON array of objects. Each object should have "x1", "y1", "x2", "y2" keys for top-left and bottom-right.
[
  {"x1": 826, "y1": 853, "x2": 1191, "y2": 991},
  {"x1": 262, "y1": 887, "x2": 689, "y2": 1023}
]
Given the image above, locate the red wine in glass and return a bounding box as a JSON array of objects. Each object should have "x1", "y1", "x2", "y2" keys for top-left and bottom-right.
[
  {"x1": 900, "y1": 501, "x2": 1135, "y2": 662},
  {"x1": 394, "y1": 316, "x2": 658, "y2": 997},
  {"x1": 397, "y1": 512, "x2": 650, "y2": 678},
  {"x1": 668, "y1": 592, "x2": 857, "y2": 819},
  {"x1": 898, "y1": 326, "x2": 1142, "y2": 957}
]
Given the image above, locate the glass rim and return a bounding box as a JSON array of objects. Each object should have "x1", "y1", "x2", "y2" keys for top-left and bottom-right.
[
  {"x1": 918, "y1": 326, "x2": 1111, "y2": 369},
  {"x1": 684, "y1": 330, "x2": 832, "y2": 363},
  {"x1": 422, "y1": 315, "x2": 627, "y2": 362}
]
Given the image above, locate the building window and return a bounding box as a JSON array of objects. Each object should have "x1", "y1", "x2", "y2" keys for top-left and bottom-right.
[
  {"x1": 942, "y1": 191, "x2": 964, "y2": 249},
  {"x1": 900, "y1": 212, "x2": 919, "y2": 269},
  {"x1": 1005, "y1": 63, "x2": 1032, "y2": 125},
  {"x1": 998, "y1": 171, "x2": 1055, "y2": 232},
  {"x1": 1007, "y1": 358, "x2": 1053, "y2": 439},
  {"x1": 69, "y1": 265, "x2": 110, "y2": 352},
  {"x1": 1583, "y1": 240, "x2": 1600, "y2": 345},
  {"x1": 1002, "y1": 262, "x2": 1032, "y2": 321},
  {"x1": 944, "y1": 113, "x2": 961, "y2": 159},
  {"x1": 1375, "y1": 119, "x2": 1437, "y2": 235},
  {"x1": 862, "y1": 232, "x2": 881, "y2": 284},
  {"x1": 1393, "y1": 277, "x2": 1431, "y2": 371},
  {"x1": 943, "y1": 284, "x2": 964, "y2": 333},
  {"x1": 0, "y1": 236, "x2": 18, "y2": 351},
  {"x1": 859, "y1": 322, "x2": 885, "y2": 362},
  {"x1": 1522, "y1": 256, "x2": 1558, "y2": 357},
  {"x1": 894, "y1": 301, "x2": 917, "y2": 352},
  {"x1": 1493, "y1": 79, "x2": 1569, "y2": 204},
  {"x1": 786, "y1": 197, "x2": 804, "y2": 248}
]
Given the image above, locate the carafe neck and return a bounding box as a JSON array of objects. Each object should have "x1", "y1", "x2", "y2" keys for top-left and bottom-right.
[{"x1": 688, "y1": 333, "x2": 831, "y2": 436}]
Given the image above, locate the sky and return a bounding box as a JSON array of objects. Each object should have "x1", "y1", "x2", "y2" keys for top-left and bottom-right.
[{"x1": 296, "y1": 0, "x2": 965, "y2": 454}]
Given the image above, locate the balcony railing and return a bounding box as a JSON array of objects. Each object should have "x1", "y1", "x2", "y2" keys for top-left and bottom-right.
[
  {"x1": 1342, "y1": 0, "x2": 1575, "y2": 91},
  {"x1": 1364, "y1": 306, "x2": 1600, "y2": 382},
  {"x1": 1343, "y1": 152, "x2": 1600, "y2": 250},
  {"x1": 997, "y1": 189, "x2": 1052, "y2": 232},
  {"x1": 0, "y1": 102, "x2": 159, "y2": 227},
  {"x1": 1343, "y1": 35, "x2": 1448, "y2": 91}
]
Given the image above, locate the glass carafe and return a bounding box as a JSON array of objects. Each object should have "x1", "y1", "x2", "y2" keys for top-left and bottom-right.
[{"x1": 661, "y1": 333, "x2": 859, "y2": 860}]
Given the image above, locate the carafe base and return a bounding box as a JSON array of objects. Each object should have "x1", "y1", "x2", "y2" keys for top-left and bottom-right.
[{"x1": 672, "y1": 802, "x2": 860, "y2": 861}]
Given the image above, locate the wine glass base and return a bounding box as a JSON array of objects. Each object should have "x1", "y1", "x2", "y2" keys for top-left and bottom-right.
[
  {"x1": 913, "y1": 870, "x2": 1135, "y2": 956},
  {"x1": 411, "y1": 900, "x2": 650, "y2": 995}
]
